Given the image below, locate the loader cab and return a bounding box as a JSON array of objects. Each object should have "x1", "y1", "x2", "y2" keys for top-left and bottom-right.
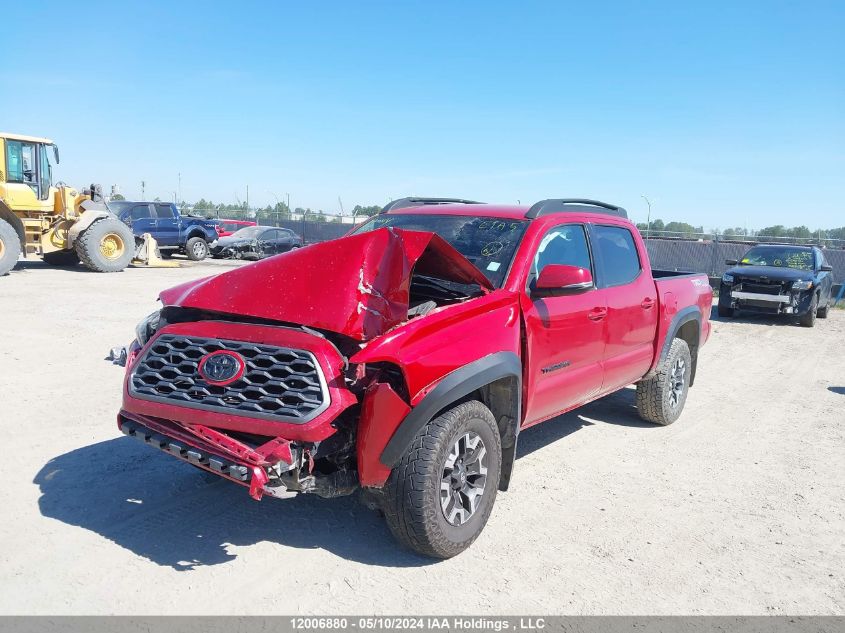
[{"x1": 0, "y1": 133, "x2": 59, "y2": 212}]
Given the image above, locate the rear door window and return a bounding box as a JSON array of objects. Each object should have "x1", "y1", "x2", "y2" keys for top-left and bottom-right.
[
  {"x1": 592, "y1": 225, "x2": 641, "y2": 287},
  {"x1": 154, "y1": 204, "x2": 175, "y2": 219}
]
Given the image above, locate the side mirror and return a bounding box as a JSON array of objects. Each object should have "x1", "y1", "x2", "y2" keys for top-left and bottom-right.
[
  {"x1": 533, "y1": 264, "x2": 593, "y2": 298},
  {"x1": 820, "y1": 264, "x2": 833, "y2": 272},
  {"x1": 725, "y1": 259, "x2": 738, "y2": 266}
]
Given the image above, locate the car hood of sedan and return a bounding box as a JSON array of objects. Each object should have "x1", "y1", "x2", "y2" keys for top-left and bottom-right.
[{"x1": 726, "y1": 265, "x2": 814, "y2": 282}]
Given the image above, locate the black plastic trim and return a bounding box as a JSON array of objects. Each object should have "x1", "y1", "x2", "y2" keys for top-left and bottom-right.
[
  {"x1": 379, "y1": 352, "x2": 522, "y2": 468},
  {"x1": 381, "y1": 197, "x2": 485, "y2": 213},
  {"x1": 525, "y1": 199, "x2": 628, "y2": 219},
  {"x1": 659, "y1": 305, "x2": 701, "y2": 384}
]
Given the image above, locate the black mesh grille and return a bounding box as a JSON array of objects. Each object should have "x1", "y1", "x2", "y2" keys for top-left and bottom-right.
[
  {"x1": 740, "y1": 280, "x2": 787, "y2": 295},
  {"x1": 130, "y1": 334, "x2": 327, "y2": 422}
]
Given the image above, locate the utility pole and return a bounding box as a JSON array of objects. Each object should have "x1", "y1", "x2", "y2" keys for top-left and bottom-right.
[
  {"x1": 246, "y1": 185, "x2": 249, "y2": 212},
  {"x1": 338, "y1": 196, "x2": 345, "y2": 217},
  {"x1": 641, "y1": 195, "x2": 652, "y2": 239},
  {"x1": 178, "y1": 172, "x2": 181, "y2": 204},
  {"x1": 141, "y1": 180, "x2": 146, "y2": 199}
]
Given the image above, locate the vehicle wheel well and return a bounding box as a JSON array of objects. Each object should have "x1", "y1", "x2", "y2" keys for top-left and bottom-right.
[
  {"x1": 0, "y1": 201, "x2": 26, "y2": 248},
  {"x1": 467, "y1": 376, "x2": 520, "y2": 491},
  {"x1": 675, "y1": 320, "x2": 699, "y2": 386}
]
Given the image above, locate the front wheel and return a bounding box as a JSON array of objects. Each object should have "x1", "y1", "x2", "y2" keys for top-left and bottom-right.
[
  {"x1": 75, "y1": 218, "x2": 135, "y2": 273},
  {"x1": 817, "y1": 301, "x2": 829, "y2": 319},
  {"x1": 636, "y1": 338, "x2": 692, "y2": 426},
  {"x1": 799, "y1": 294, "x2": 818, "y2": 327},
  {"x1": 0, "y1": 218, "x2": 22, "y2": 276},
  {"x1": 185, "y1": 236, "x2": 209, "y2": 261},
  {"x1": 381, "y1": 400, "x2": 501, "y2": 559}
]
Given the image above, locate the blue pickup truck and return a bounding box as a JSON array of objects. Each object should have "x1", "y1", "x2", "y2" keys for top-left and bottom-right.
[{"x1": 110, "y1": 201, "x2": 220, "y2": 260}]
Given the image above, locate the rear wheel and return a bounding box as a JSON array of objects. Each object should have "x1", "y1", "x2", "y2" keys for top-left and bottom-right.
[
  {"x1": 75, "y1": 218, "x2": 135, "y2": 272},
  {"x1": 381, "y1": 400, "x2": 501, "y2": 559},
  {"x1": 799, "y1": 294, "x2": 818, "y2": 327},
  {"x1": 185, "y1": 236, "x2": 209, "y2": 261},
  {"x1": 636, "y1": 338, "x2": 692, "y2": 426},
  {"x1": 0, "y1": 219, "x2": 21, "y2": 276},
  {"x1": 43, "y1": 249, "x2": 80, "y2": 266}
]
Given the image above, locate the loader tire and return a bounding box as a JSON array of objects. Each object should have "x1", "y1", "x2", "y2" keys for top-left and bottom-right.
[
  {"x1": 381, "y1": 400, "x2": 501, "y2": 559},
  {"x1": 0, "y1": 219, "x2": 21, "y2": 276},
  {"x1": 636, "y1": 338, "x2": 692, "y2": 426},
  {"x1": 75, "y1": 218, "x2": 135, "y2": 273},
  {"x1": 43, "y1": 249, "x2": 80, "y2": 266}
]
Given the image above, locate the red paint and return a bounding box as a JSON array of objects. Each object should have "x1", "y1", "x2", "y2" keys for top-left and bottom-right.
[
  {"x1": 357, "y1": 382, "x2": 411, "y2": 487},
  {"x1": 215, "y1": 219, "x2": 257, "y2": 238},
  {"x1": 535, "y1": 264, "x2": 592, "y2": 289},
  {"x1": 159, "y1": 228, "x2": 491, "y2": 342},
  {"x1": 119, "y1": 203, "x2": 712, "y2": 500}
]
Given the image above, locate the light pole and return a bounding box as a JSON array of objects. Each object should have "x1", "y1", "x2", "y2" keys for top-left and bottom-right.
[{"x1": 641, "y1": 195, "x2": 652, "y2": 239}]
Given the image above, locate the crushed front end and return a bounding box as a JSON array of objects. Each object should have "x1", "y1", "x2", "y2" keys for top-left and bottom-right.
[{"x1": 116, "y1": 227, "x2": 493, "y2": 502}]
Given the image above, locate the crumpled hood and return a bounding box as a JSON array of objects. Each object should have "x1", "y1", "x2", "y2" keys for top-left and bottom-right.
[
  {"x1": 727, "y1": 265, "x2": 813, "y2": 282},
  {"x1": 159, "y1": 227, "x2": 492, "y2": 341}
]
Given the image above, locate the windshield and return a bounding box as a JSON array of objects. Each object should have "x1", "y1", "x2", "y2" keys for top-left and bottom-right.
[
  {"x1": 353, "y1": 214, "x2": 529, "y2": 287},
  {"x1": 230, "y1": 226, "x2": 266, "y2": 239},
  {"x1": 739, "y1": 246, "x2": 815, "y2": 271}
]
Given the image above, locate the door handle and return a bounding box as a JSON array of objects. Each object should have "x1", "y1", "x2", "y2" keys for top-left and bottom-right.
[
  {"x1": 641, "y1": 298, "x2": 656, "y2": 309},
  {"x1": 588, "y1": 307, "x2": 607, "y2": 321}
]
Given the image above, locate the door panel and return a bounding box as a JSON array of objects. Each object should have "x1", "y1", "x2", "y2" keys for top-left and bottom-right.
[
  {"x1": 591, "y1": 225, "x2": 658, "y2": 393},
  {"x1": 154, "y1": 204, "x2": 179, "y2": 245},
  {"x1": 521, "y1": 224, "x2": 606, "y2": 426},
  {"x1": 128, "y1": 204, "x2": 155, "y2": 236}
]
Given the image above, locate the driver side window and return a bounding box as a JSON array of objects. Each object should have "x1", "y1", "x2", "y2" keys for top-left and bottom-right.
[{"x1": 531, "y1": 224, "x2": 592, "y2": 279}]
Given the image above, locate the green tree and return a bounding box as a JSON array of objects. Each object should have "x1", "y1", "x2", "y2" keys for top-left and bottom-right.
[
  {"x1": 351, "y1": 204, "x2": 382, "y2": 217},
  {"x1": 111, "y1": 193, "x2": 125, "y2": 201}
]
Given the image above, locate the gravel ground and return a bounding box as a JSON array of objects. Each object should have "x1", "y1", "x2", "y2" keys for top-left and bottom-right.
[{"x1": 0, "y1": 256, "x2": 843, "y2": 615}]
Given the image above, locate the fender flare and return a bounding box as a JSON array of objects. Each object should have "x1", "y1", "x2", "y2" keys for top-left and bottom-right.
[
  {"x1": 0, "y1": 200, "x2": 26, "y2": 249},
  {"x1": 657, "y1": 305, "x2": 702, "y2": 384},
  {"x1": 67, "y1": 209, "x2": 112, "y2": 247},
  {"x1": 185, "y1": 227, "x2": 211, "y2": 243},
  {"x1": 379, "y1": 352, "x2": 522, "y2": 490}
]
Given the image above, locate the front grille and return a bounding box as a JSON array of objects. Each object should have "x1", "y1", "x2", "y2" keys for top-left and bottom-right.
[
  {"x1": 129, "y1": 334, "x2": 328, "y2": 422},
  {"x1": 740, "y1": 281, "x2": 786, "y2": 295}
]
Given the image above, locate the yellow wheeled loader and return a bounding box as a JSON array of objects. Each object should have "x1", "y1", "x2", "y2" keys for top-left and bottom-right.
[{"x1": 0, "y1": 132, "x2": 146, "y2": 276}]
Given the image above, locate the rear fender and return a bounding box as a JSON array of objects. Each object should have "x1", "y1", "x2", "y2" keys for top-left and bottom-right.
[{"x1": 652, "y1": 305, "x2": 702, "y2": 385}]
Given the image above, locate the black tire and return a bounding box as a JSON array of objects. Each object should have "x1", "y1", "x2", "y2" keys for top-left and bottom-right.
[
  {"x1": 717, "y1": 303, "x2": 734, "y2": 318},
  {"x1": 799, "y1": 294, "x2": 817, "y2": 327},
  {"x1": 75, "y1": 218, "x2": 135, "y2": 273},
  {"x1": 42, "y1": 249, "x2": 80, "y2": 266},
  {"x1": 185, "y1": 236, "x2": 209, "y2": 261},
  {"x1": 817, "y1": 300, "x2": 829, "y2": 319},
  {"x1": 636, "y1": 338, "x2": 692, "y2": 426},
  {"x1": 381, "y1": 400, "x2": 502, "y2": 559},
  {"x1": 0, "y1": 218, "x2": 21, "y2": 276}
]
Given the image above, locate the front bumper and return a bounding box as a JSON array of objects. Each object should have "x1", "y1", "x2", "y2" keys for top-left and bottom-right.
[{"x1": 723, "y1": 284, "x2": 814, "y2": 315}]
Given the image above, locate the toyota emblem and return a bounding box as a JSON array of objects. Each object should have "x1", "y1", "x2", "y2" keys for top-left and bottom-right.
[{"x1": 198, "y1": 351, "x2": 245, "y2": 385}]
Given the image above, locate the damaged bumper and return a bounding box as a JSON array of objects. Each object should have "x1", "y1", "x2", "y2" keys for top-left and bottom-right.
[{"x1": 119, "y1": 412, "x2": 357, "y2": 500}]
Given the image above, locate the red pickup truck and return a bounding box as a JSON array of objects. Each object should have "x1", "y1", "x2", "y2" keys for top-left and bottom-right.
[{"x1": 116, "y1": 197, "x2": 712, "y2": 558}]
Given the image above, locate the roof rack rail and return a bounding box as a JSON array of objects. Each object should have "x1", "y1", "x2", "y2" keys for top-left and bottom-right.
[
  {"x1": 381, "y1": 197, "x2": 484, "y2": 213},
  {"x1": 525, "y1": 199, "x2": 627, "y2": 219}
]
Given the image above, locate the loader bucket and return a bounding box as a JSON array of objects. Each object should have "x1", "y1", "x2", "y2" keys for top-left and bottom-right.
[{"x1": 132, "y1": 233, "x2": 180, "y2": 268}]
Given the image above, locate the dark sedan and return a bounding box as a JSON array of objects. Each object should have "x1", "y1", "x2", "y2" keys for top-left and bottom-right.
[
  {"x1": 210, "y1": 226, "x2": 302, "y2": 260},
  {"x1": 718, "y1": 244, "x2": 834, "y2": 327}
]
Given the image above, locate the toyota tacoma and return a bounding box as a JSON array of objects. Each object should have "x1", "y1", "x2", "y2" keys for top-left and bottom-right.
[{"x1": 114, "y1": 197, "x2": 712, "y2": 558}]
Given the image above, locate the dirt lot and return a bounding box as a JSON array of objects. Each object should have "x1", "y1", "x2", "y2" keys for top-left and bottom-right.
[{"x1": 0, "y1": 256, "x2": 843, "y2": 615}]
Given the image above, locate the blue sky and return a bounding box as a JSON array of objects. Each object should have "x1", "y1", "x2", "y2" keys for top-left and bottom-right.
[{"x1": 2, "y1": 1, "x2": 843, "y2": 229}]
